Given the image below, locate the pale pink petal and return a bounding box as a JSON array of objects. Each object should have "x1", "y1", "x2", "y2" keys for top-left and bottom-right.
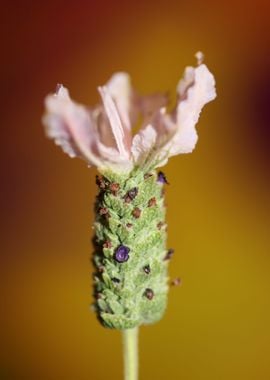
[
  {"x1": 131, "y1": 105, "x2": 173, "y2": 168},
  {"x1": 139, "y1": 93, "x2": 168, "y2": 117},
  {"x1": 106, "y1": 73, "x2": 169, "y2": 131},
  {"x1": 92, "y1": 106, "x2": 117, "y2": 148},
  {"x1": 132, "y1": 61, "x2": 216, "y2": 169},
  {"x1": 106, "y1": 72, "x2": 133, "y2": 132},
  {"x1": 92, "y1": 75, "x2": 133, "y2": 150},
  {"x1": 43, "y1": 85, "x2": 102, "y2": 167},
  {"x1": 168, "y1": 63, "x2": 216, "y2": 155},
  {"x1": 98, "y1": 143, "x2": 133, "y2": 172},
  {"x1": 131, "y1": 124, "x2": 157, "y2": 165},
  {"x1": 44, "y1": 57, "x2": 215, "y2": 173},
  {"x1": 177, "y1": 66, "x2": 196, "y2": 101},
  {"x1": 137, "y1": 92, "x2": 168, "y2": 127},
  {"x1": 98, "y1": 86, "x2": 131, "y2": 159}
]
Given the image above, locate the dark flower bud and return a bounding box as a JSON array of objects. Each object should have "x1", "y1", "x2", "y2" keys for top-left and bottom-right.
[
  {"x1": 171, "y1": 277, "x2": 181, "y2": 286},
  {"x1": 109, "y1": 182, "x2": 120, "y2": 195},
  {"x1": 124, "y1": 187, "x2": 138, "y2": 203},
  {"x1": 157, "y1": 171, "x2": 169, "y2": 184},
  {"x1": 164, "y1": 248, "x2": 174, "y2": 261},
  {"x1": 103, "y1": 240, "x2": 112, "y2": 249},
  {"x1": 148, "y1": 197, "x2": 157, "y2": 207},
  {"x1": 99, "y1": 207, "x2": 108, "y2": 216},
  {"x1": 144, "y1": 288, "x2": 154, "y2": 300},
  {"x1": 157, "y1": 221, "x2": 165, "y2": 230},
  {"x1": 114, "y1": 245, "x2": 130, "y2": 263},
  {"x1": 112, "y1": 277, "x2": 121, "y2": 283},
  {"x1": 132, "y1": 207, "x2": 141, "y2": 218},
  {"x1": 143, "y1": 265, "x2": 151, "y2": 274},
  {"x1": 96, "y1": 175, "x2": 107, "y2": 190},
  {"x1": 144, "y1": 173, "x2": 153, "y2": 180}
]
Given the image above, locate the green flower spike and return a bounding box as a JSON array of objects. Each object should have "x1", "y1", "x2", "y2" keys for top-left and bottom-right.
[
  {"x1": 93, "y1": 169, "x2": 169, "y2": 329},
  {"x1": 43, "y1": 52, "x2": 216, "y2": 379}
]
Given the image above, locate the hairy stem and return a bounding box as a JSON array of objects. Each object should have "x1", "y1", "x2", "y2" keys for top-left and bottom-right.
[{"x1": 123, "y1": 327, "x2": 139, "y2": 380}]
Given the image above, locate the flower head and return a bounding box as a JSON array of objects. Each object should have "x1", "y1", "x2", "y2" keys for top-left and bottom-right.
[{"x1": 43, "y1": 53, "x2": 216, "y2": 173}]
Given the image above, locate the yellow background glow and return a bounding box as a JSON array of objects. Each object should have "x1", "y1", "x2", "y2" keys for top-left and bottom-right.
[{"x1": 2, "y1": 1, "x2": 270, "y2": 379}]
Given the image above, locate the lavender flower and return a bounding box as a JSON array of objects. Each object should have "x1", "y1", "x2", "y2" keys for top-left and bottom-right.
[{"x1": 42, "y1": 52, "x2": 216, "y2": 330}]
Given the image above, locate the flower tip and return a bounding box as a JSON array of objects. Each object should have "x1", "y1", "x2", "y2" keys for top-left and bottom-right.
[
  {"x1": 107, "y1": 71, "x2": 131, "y2": 87},
  {"x1": 53, "y1": 84, "x2": 69, "y2": 99},
  {"x1": 195, "y1": 51, "x2": 204, "y2": 65},
  {"x1": 55, "y1": 83, "x2": 64, "y2": 94}
]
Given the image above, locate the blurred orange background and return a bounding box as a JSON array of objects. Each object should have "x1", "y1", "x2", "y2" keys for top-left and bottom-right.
[{"x1": 1, "y1": 1, "x2": 270, "y2": 379}]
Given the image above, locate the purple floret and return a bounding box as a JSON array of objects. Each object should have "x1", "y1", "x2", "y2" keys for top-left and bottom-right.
[
  {"x1": 114, "y1": 245, "x2": 130, "y2": 263},
  {"x1": 157, "y1": 171, "x2": 169, "y2": 184}
]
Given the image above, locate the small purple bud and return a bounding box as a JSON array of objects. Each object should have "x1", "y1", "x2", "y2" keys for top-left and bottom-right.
[
  {"x1": 114, "y1": 245, "x2": 130, "y2": 263},
  {"x1": 157, "y1": 171, "x2": 169, "y2": 184}
]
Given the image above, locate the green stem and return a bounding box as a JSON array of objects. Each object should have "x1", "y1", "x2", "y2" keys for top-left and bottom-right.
[{"x1": 122, "y1": 327, "x2": 139, "y2": 380}]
